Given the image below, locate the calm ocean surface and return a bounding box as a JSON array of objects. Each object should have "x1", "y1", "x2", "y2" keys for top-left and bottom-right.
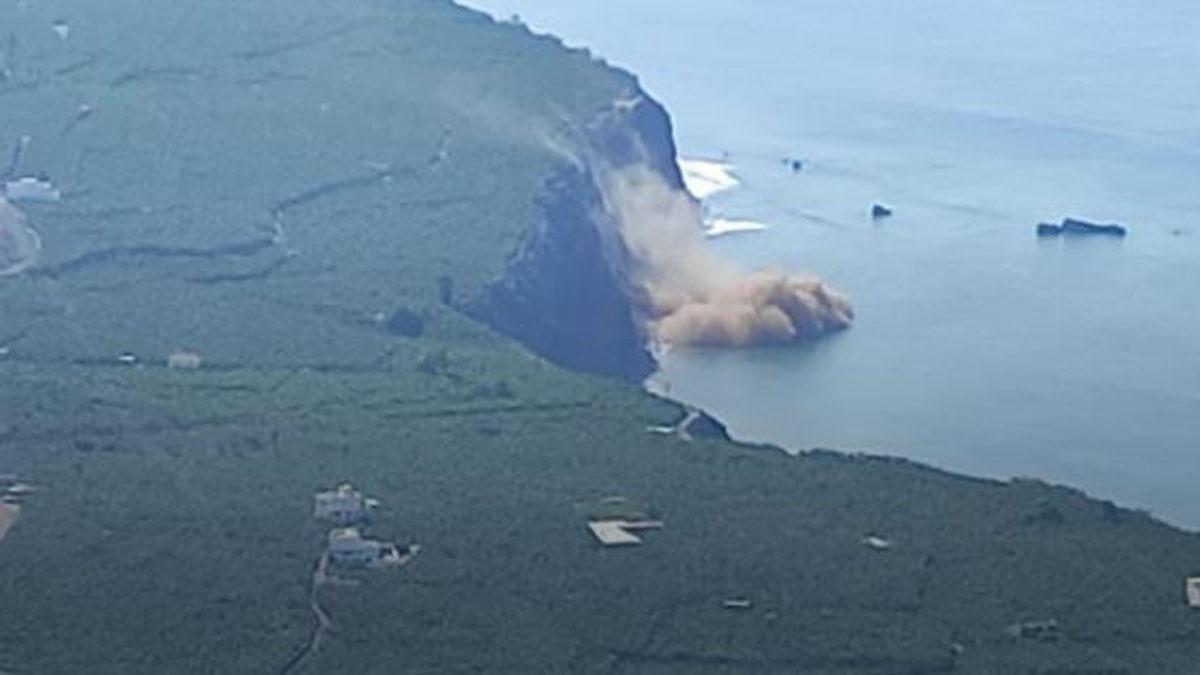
[{"x1": 462, "y1": 1, "x2": 1200, "y2": 527}]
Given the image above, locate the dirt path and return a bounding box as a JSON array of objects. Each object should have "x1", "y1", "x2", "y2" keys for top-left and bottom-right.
[
  {"x1": 279, "y1": 554, "x2": 334, "y2": 674},
  {"x1": 278, "y1": 546, "x2": 421, "y2": 673},
  {"x1": 0, "y1": 503, "x2": 19, "y2": 543},
  {"x1": 676, "y1": 408, "x2": 701, "y2": 442}
]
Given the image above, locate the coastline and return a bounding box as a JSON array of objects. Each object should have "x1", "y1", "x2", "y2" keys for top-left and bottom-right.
[
  {"x1": 0, "y1": 2, "x2": 1199, "y2": 672},
  {"x1": 460, "y1": 0, "x2": 1200, "y2": 531}
]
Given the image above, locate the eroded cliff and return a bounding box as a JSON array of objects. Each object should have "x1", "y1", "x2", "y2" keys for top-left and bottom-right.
[{"x1": 464, "y1": 95, "x2": 686, "y2": 380}]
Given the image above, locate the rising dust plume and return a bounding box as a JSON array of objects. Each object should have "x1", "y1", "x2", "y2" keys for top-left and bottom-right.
[{"x1": 600, "y1": 166, "x2": 853, "y2": 347}]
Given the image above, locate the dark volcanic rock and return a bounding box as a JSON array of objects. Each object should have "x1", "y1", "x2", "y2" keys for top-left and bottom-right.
[
  {"x1": 464, "y1": 164, "x2": 655, "y2": 380},
  {"x1": 1037, "y1": 222, "x2": 1062, "y2": 236},
  {"x1": 464, "y1": 96, "x2": 686, "y2": 381},
  {"x1": 1037, "y1": 217, "x2": 1127, "y2": 237}
]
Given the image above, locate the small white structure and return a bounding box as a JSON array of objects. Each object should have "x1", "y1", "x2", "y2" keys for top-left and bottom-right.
[
  {"x1": 863, "y1": 535, "x2": 892, "y2": 551},
  {"x1": 327, "y1": 528, "x2": 401, "y2": 568},
  {"x1": 1187, "y1": 578, "x2": 1200, "y2": 608},
  {"x1": 3, "y1": 176, "x2": 61, "y2": 203},
  {"x1": 51, "y1": 20, "x2": 70, "y2": 41},
  {"x1": 587, "y1": 520, "x2": 663, "y2": 547},
  {"x1": 167, "y1": 349, "x2": 203, "y2": 370},
  {"x1": 3, "y1": 483, "x2": 35, "y2": 498},
  {"x1": 314, "y1": 483, "x2": 372, "y2": 525}
]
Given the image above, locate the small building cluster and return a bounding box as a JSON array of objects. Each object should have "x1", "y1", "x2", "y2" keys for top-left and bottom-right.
[
  {"x1": 313, "y1": 483, "x2": 376, "y2": 525},
  {"x1": 580, "y1": 495, "x2": 664, "y2": 548},
  {"x1": 1006, "y1": 619, "x2": 1060, "y2": 643},
  {"x1": 313, "y1": 483, "x2": 408, "y2": 569},
  {"x1": 327, "y1": 527, "x2": 404, "y2": 568},
  {"x1": 167, "y1": 349, "x2": 203, "y2": 370}
]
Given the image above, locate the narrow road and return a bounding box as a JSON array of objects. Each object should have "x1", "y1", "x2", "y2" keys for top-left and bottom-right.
[
  {"x1": 0, "y1": 503, "x2": 19, "y2": 543},
  {"x1": 279, "y1": 554, "x2": 333, "y2": 674},
  {"x1": 676, "y1": 408, "x2": 701, "y2": 442}
]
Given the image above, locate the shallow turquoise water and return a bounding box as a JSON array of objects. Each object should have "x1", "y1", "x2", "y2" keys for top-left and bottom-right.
[{"x1": 462, "y1": 0, "x2": 1200, "y2": 527}]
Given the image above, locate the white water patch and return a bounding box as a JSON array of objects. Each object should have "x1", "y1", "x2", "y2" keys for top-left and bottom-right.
[
  {"x1": 705, "y1": 218, "x2": 768, "y2": 238},
  {"x1": 677, "y1": 157, "x2": 739, "y2": 200}
]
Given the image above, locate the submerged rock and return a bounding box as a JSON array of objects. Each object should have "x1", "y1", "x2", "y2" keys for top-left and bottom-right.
[{"x1": 1037, "y1": 217, "x2": 1127, "y2": 237}]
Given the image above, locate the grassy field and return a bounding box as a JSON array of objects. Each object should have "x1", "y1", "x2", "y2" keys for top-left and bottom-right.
[
  {"x1": 1, "y1": 0, "x2": 1200, "y2": 673},
  {"x1": 2, "y1": 360, "x2": 1199, "y2": 672}
]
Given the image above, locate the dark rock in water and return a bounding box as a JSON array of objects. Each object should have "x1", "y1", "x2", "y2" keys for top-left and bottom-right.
[
  {"x1": 1037, "y1": 218, "x2": 1127, "y2": 237},
  {"x1": 871, "y1": 203, "x2": 893, "y2": 219},
  {"x1": 1036, "y1": 222, "x2": 1062, "y2": 237},
  {"x1": 1061, "y1": 218, "x2": 1127, "y2": 236}
]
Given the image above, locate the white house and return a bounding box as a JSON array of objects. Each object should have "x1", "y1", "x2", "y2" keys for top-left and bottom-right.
[
  {"x1": 167, "y1": 349, "x2": 203, "y2": 370},
  {"x1": 1187, "y1": 578, "x2": 1200, "y2": 608},
  {"x1": 587, "y1": 520, "x2": 664, "y2": 547},
  {"x1": 313, "y1": 483, "x2": 373, "y2": 525},
  {"x1": 327, "y1": 528, "x2": 401, "y2": 568}
]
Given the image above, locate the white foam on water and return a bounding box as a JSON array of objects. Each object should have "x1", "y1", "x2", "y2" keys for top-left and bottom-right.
[
  {"x1": 677, "y1": 157, "x2": 739, "y2": 200},
  {"x1": 704, "y1": 217, "x2": 768, "y2": 238}
]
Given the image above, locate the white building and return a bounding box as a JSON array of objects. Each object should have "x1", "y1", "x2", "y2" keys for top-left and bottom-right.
[
  {"x1": 167, "y1": 349, "x2": 203, "y2": 370},
  {"x1": 587, "y1": 520, "x2": 663, "y2": 547},
  {"x1": 1187, "y1": 578, "x2": 1200, "y2": 608},
  {"x1": 327, "y1": 528, "x2": 401, "y2": 568},
  {"x1": 313, "y1": 483, "x2": 373, "y2": 525}
]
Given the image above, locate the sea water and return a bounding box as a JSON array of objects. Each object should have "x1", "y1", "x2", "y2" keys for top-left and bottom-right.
[{"x1": 461, "y1": 0, "x2": 1200, "y2": 527}]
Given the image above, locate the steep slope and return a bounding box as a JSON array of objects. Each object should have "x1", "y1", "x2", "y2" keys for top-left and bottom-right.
[{"x1": 1, "y1": 2, "x2": 1199, "y2": 674}]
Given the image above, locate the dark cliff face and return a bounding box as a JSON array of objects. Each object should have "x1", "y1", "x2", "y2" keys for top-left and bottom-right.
[{"x1": 464, "y1": 95, "x2": 685, "y2": 381}]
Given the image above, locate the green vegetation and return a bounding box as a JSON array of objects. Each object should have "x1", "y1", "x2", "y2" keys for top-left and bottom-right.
[
  {"x1": 1, "y1": 1, "x2": 1199, "y2": 673},
  {"x1": 3, "y1": 361, "x2": 1199, "y2": 673}
]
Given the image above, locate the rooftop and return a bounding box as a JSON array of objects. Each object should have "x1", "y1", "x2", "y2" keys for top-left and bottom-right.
[{"x1": 587, "y1": 520, "x2": 663, "y2": 547}]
